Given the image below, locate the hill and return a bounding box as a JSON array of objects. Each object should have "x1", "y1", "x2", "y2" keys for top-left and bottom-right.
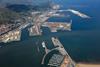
[{"x1": 0, "y1": 8, "x2": 20, "y2": 24}]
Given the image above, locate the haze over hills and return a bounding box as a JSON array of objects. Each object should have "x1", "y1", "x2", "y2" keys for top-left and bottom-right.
[
  {"x1": 0, "y1": 0, "x2": 51, "y2": 12},
  {"x1": 0, "y1": 8, "x2": 21, "y2": 24},
  {"x1": 0, "y1": 0, "x2": 51, "y2": 24},
  {"x1": 0, "y1": 0, "x2": 49, "y2": 7}
]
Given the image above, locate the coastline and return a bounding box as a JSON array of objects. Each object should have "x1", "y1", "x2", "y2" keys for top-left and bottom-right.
[{"x1": 77, "y1": 63, "x2": 100, "y2": 67}]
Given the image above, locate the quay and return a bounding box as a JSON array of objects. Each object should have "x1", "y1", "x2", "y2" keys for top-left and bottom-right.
[
  {"x1": 0, "y1": 29, "x2": 21, "y2": 43},
  {"x1": 28, "y1": 24, "x2": 42, "y2": 36},
  {"x1": 0, "y1": 22, "x2": 30, "y2": 43},
  {"x1": 42, "y1": 22, "x2": 72, "y2": 32},
  {"x1": 41, "y1": 37, "x2": 76, "y2": 67},
  {"x1": 67, "y1": 9, "x2": 91, "y2": 18}
]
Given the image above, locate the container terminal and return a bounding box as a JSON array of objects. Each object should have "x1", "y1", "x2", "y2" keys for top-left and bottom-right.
[
  {"x1": 42, "y1": 21, "x2": 72, "y2": 32},
  {"x1": 28, "y1": 9, "x2": 72, "y2": 36},
  {"x1": 28, "y1": 24, "x2": 42, "y2": 36},
  {"x1": 41, "y1": 37, "x2": 76, "y2": 67},
  {"x1": 0, "y1": 22, "x2": 30, "y2": 43},
  {"x1": 0, "y1": 29, "x2": 21, "y2": 43},
  {"x1": 0, "y1": 4, "x2": 90, "y2": 43}
]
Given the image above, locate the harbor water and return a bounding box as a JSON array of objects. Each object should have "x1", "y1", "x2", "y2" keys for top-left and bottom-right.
[{"x1": 0, "y1": 0, "x2": 100, "y2": 67}]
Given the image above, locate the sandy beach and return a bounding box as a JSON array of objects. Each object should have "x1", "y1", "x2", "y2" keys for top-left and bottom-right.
[{"x1": 77, "y1": 63, "x2": 100, "y2": 67}]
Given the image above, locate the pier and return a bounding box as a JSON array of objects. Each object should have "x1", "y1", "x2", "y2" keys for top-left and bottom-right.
[
  {"x1": 42, "y1": 21, "x2": 72, "y2": 32},
  {"x1": 29, "y1": 24, "x2": 42, "y2": 36},
  {"x1": 41, "y1": 37, "x2": 76, "y2": 67},
  {"x1": 67, "y1": 9, "x2": 91, "y2": 18},
  {"x1": 0, "y1": 29, "x2": 21, "y2": 43}
]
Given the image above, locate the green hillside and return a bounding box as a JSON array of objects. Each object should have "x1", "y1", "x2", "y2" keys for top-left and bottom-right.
[{"x1": 0, "y1": 8, "x2": 20, "y2": 24}]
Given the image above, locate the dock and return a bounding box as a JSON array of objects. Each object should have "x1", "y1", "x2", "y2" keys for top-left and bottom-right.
[
  {"x1": 29, "y1": 24, "x2": 42, "y2": 36},
  {"x1": 41, "y1": 37, "x2": 76, "y2": 67},
  {"x1": 67, "y1": 9, "x2": 91, "y2": 18},
  {"x1": 42, "y1": 22, "x2": 72, "y2": 32},
  {"x1": 50, "y1": 37, "x2": 76, "y2": 67},
  {"x1": 0, "y1": 29, "x2": 21, "y2": 43}
]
